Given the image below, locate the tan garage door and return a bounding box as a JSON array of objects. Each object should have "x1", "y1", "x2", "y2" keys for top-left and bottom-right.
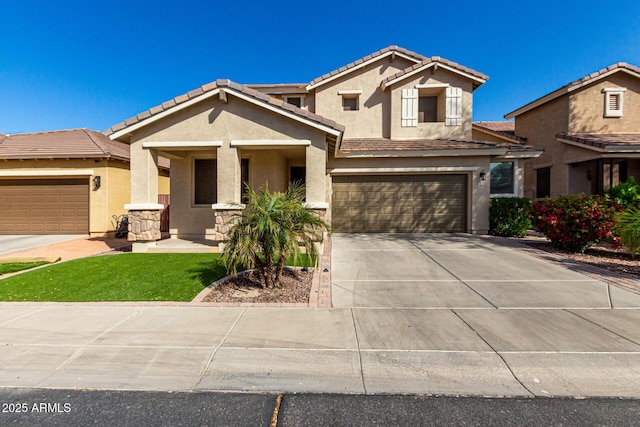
[
  {"x1": 332, "y1": 174, "x2": 467, "y2": 233},
  {"x1": 0, "y1": 179, "x2": 89, "y2": 234}
]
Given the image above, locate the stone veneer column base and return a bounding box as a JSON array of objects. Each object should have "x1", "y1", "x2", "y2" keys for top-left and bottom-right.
[
  {"x1": 127, "y1": 210, "x2": 162, "y2": 251},
  {"x1": 212, "y1": 205, "x2": 245, "y2": 241}
]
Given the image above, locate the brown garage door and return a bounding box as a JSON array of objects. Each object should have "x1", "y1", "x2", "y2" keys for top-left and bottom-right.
[
  {"x1": 332, "y1": 174, "x2": 467, "y2": 233},
  {"x1": 0, "y1": 179, "x2": 89, "y2": 234}
]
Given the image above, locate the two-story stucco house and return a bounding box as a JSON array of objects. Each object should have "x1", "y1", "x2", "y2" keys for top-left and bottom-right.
[
  {"x1": 505, "y1": 62, "x2": 640, "y2": 198},
  {"x1": 105, "y1": 46, "x2": 541, "y2": 252}
]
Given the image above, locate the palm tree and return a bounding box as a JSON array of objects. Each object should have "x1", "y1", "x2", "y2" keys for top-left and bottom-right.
[{"x1": 222, "y1": 183, "x2": 329, "y2": 289}]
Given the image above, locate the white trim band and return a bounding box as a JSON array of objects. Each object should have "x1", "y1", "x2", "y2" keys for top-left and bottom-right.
[
  {"x1": 337, "y1": 90, "x2": 363, "y2": 95},
  {"x1": 230, "y1": 140, "x2": 311, "y2": 147},
  {"x1": 0, "y1": 170, "x2": 95, "y2": 177},
  {"x1": 143, "y1": 141, "x2": 223, "y2": 149},
  {"x1": 125, "y1": 203, "x2": 165, "y2": 210},
  {"x1": 329, "y1": 166, "x2": 479, "y2": 175},
  {"x1": 211, "y1": 203, "x2": 246, "y2": 210}
]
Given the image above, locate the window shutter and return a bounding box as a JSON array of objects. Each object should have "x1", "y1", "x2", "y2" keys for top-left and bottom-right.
[
  {"x1": 401, "y1": 88, "x2": 418, "y2": 127},
  {"x1": 445, "y1": 87, "x2": 462, "y2": 126}
]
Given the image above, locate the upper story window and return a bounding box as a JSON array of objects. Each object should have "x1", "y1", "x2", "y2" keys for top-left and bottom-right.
[
  {"x1": 284, "y1": 96, "x2": 304, "y2": 108},
  {"x1": 603, "y1": 88, "x2": 625, "y2": 117},
  {"x1": 338, "y1": 90, "x2": 362, "y2": 111},
  {"x1": 418, "y1": 96, "x2": 438, "y2": 122},
  {"x1": 401, "y1": 86, "x2": 462, "y2": 127}
]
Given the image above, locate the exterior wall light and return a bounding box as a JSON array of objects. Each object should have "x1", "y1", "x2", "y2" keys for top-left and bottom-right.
[
  {"x1": 479, "y1": 170, "x2": 486, "y2": 182},
  {"x1": 93, "y1": 176, "x2": 101, "y2": 189}
]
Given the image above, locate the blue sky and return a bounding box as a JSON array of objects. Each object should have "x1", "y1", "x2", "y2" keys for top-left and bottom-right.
[{"x1": 1, "y1": 0, "x2": 639, "y2": 134}]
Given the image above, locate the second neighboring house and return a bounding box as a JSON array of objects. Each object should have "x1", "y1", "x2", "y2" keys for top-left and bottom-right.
[
  {"x1": 105, "y1": 45, "x2": 541, "y2": 251},
  {"x1": 505, "y1": 62, "x2": 640, "y2": 198},
  {"x1": 0, "y1": 129, "x2": 169, "y2": 236}
]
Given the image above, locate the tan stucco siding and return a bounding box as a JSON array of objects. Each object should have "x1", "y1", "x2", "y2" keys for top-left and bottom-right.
[
  {"x1": 515, "y1": 96, "x2": 571, "y2": 197},
  {"x1": 327, "y1": 155, "x2": 490, "y2": 233},
  {"x1": 158, "y1": 173, "x2": 170, "y2": 194},
  {"x1": 569, "y1": 72, "x2": 640, "y2": 134},
  {"x1": 389, "y1": 70, "x2": 474, "y2": 140},
  {"x1": 312, "y1": 57, "x2": 415, "y2": 139}
]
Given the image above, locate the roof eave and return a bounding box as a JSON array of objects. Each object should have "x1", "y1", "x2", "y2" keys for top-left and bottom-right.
[{"x1": 334, "y1": 148, "x2": 508, "y2": 158}]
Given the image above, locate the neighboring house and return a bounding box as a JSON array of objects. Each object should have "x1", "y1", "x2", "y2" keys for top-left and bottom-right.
[
  {"x1": 105, "y1": 45, "x2": 541, "y2": 252},
  {"x1": 0, "y1": 129, "x2": 170, "y2": 236},
  {"x1": 505, "y1": 62, "x2": 640, "y2": 198}
]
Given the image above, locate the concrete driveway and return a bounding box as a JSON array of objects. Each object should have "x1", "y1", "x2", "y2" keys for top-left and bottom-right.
[
  {"x1": 0, "y1": 235, "x2": 84, "y2": 256},
  {"x1": 331, "y1": 233, "x2": 640, "y2": 309}
]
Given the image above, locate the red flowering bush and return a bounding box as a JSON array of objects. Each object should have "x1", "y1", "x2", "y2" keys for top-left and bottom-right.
[{"x1": 531, "y1": 194, "x2": 621, "y2": 253}]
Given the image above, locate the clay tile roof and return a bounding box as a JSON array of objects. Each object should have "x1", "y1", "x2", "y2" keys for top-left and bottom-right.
[
  {"x1": 106, "y1": 79, "x2": 344, "y2": 137},
  {"x1": 0, "y1": 129, "x2": 171, "y2": 169},
  {"x1": 0, "y1": 129, "x2": 129, "y2": 160},
  {"x1": 307, "y1": 45, "x2": 428, "y2": 88},
  {"x1": 556, "y1": 132, "x2": 640, "y2": 151},
  {"x1": 381, "y1": 56, "x2": 488, "y2": 89},
  {"x1": 472, "y1": 121, "x2": 525, "y2": 143},
  {"x1": 506, "y1": 62, "x2": 640, "y2": 118},
  {"x1": 339, "y1": 138, "x2": 540, "y2": 155}
]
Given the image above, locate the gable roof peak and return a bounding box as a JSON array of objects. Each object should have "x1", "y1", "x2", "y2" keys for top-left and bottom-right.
[
  {"x1": 306, "y1": 45, "x2": 428, "y2": 90},
  {"x1": 506, "y1": 61, "x2": 640, "y2": 119}
]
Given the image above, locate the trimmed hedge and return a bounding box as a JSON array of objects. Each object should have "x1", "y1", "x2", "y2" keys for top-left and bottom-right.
[{"x1": 489, "y1": 197, "x2": 532, "y2": 237}]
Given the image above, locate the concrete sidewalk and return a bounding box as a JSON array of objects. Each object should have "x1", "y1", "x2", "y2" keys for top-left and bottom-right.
[
  {"x1": 1, "y1": 234, "x2": 640, "y2": 398},
  {"x1": 1, "y1": 303, "x2": 639, "y2": 397}
]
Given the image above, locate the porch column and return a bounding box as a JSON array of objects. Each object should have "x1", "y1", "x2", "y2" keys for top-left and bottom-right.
[
  {"x1": 212, "y1": 143, "x2": 243, "y2": 242},
  {"x1": 125, "y1": 139, "x2": 163, "y2": 252},
  {"x1": 305, "y1": 142, "x2": 327, "y2": 205}
]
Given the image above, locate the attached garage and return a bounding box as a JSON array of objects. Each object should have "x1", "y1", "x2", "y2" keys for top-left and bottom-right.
[
  {"x1": 0, "y1": 179, "x2": 89, "y2": 234},
  {"x1": 331, "y1": 174, "x2": 467, "y2": 233}
]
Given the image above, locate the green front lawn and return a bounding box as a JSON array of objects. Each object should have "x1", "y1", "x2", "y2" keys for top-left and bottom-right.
[
  {"x1": 0, "y1": 261, "x2": 52, "y2": 276},
  {"x1": 0, "y1": 253, "x2": 226, "y2": 302}
]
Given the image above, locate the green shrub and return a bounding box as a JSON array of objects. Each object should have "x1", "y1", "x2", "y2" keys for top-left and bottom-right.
[
  {"x1": 489, "y1": 197, "x2": 532, "y2": 237},
  {"x1": 615, "y1": 207, "x2": 640, "y2": 258},
  {"x1": 607, "y1": 177, "x2": 640, "y2": 208},
  {"x1": 531, "y1": 194, "x2": 621, "y2": 252}
]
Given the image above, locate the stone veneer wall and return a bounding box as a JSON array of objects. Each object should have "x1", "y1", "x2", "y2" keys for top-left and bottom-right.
[
  {"x1": 213, "y1": 210, "x2": 242, "y2": 241},
  {"x1": 127, "y1": 210, "x2": 161, "y2": 242}
]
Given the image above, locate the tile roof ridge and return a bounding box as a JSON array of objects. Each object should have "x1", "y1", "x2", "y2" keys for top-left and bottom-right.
[{"x1": 82, "y1": 128, "x2": 111, "y2": 156}]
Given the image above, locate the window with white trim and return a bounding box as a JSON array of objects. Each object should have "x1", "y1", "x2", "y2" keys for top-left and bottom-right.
[
  {"x1": 401, "y1": 86, "x2": 462, "y2": 127},
  {"x1": 603, "y1": 88, "x2": 625, "y2": 117},
  {"x1": 338, "y1": 90, "x2": 361, "y2": 111}
]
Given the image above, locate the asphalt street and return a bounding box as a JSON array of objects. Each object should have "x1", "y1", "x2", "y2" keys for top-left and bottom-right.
[{"x1": 1, "y1": 389, "x2": 639, "y2": 426}]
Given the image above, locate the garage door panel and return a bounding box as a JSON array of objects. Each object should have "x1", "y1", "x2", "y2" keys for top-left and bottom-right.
[
  {"x1": 0, "y1": 179, "x2": 89, "y2": 235},
  {"x1": 332, "y1": 174, "x2": 467, "y2": 233}
]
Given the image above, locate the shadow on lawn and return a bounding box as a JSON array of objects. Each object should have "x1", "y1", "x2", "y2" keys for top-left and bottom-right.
[{"x1": 188, "y1": 260, "x2": 229, "y2": 288}]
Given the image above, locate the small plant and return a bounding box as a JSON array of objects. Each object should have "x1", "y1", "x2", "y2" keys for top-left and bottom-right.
[
  {"x1": 489, "y1": 197, "x2": 532, "y2": 237},
  {"x1": 531, "y1": 194, "x2": 621, "y2": 253},
  {"x1": 615, "y1": 207, "x2": 640, "y2": 258},
  {"x1": 222, "y1": 183, "x2": 329, "y2": 289},
  {"x1": 607, "y1": 177, "x2": 640, "y2": 208}
]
